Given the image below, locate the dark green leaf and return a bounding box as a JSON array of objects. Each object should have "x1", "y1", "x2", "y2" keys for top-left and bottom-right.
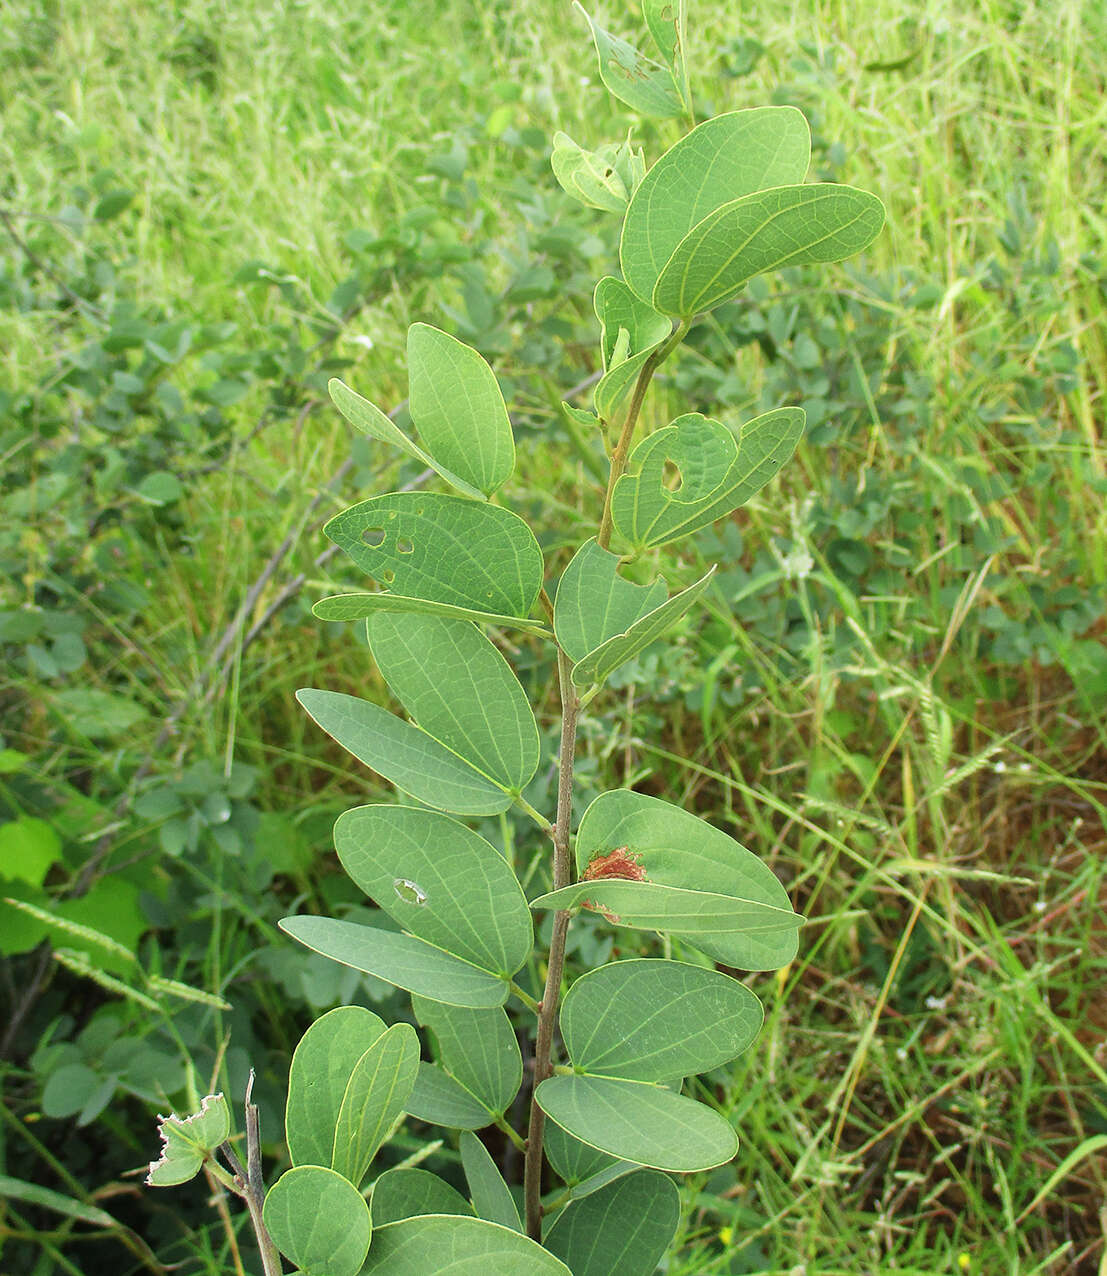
[
  {"x1": 262, "y1": 1166, "x2": 371, "y2": 1276},
  {"x1": 361, "y1": 1215, "x2": 571, "y2": 1273},
  {"x1": 460, "y1": 1132, "x2": 522, "y2": 1232},
  {"x1": 544, "y1": 1169, "x2": 680, "y2": 1276},
  {"x1": 370, "y1": 1168, "x2": 473, "y2": 1225}
]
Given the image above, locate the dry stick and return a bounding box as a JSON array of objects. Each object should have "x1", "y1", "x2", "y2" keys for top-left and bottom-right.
[{"x1": 522, "y1": 321, "x2": 688, "y2": 1240}]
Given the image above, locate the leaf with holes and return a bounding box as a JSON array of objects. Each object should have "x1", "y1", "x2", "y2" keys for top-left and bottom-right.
[
  {"x1": 297, "y1": 690, "x2": 511, "y2": 814},
  {"x1": 330, "y1": 1023, "x2": 418, "y2": 1187},
  {"x1": 328, "y1": 378, "x2": 485, "y2": 500},
  {"x1": 361, "y1": 1215, "x2": 571, "y2": 1274},
  {"x1": 371, "y1": 1168, "x2": 473, "y2": 1225},
  {"x1": 324, "y1": 492, "x2": 542, "y2": 619},
  {"x1": 407, "y1": 324, "x2": 515, "y2": 497},
  {"x1": 560, "y1": 959, "x2": 762, "y2": 1082},
  {"x1": 651, "y1": 182, "x2": 887, "y2": 316},
  {"x1": 536, "y1": 1074, "x2": 738, "y2": 1172},
  {"x1": 611, "y1": 408, "x2": 806, "y2": 551},
  {"x1": 593, "y1": 277, "x2": 672, "y2": 422},
  {"x1": 262, "y1": 1166, "x2": 371, "y2": 1276},
  {"x1": 367, "y1": 614, "x2": 539, "y2": 798},
  {"x1": 576, "y1": 3, "x2": 683, "y2": 118},
  {"x1": 279, "y1": 917, "x2": 510, "y2": 1008},
  {"x1": 642, "y1": 0, "x2": 688, "y2": 108},
  {"x1": 551, "y1": 133, "x2": 645, "y2": 214},
  {"x1": 620, "y1": 108, "x2": 811, "y2": 304},
  {"x1": 146, "y1": 1094, "x2": 229, "y2": 1187},
  {"x1": 544, "y1": 1169, "x2": 680, "y2": 1276},
  {"x1": 413, "y1": 997, "x2": 522, "y2": 1122},
  {"x1": 286, "y1": 1006, "x2": 387, "y2": 1170},
  {"x1": 460, "y1": 1131, "x2": 522, "y2": 1231}
]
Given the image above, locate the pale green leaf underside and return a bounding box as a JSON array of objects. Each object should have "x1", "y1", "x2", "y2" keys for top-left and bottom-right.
[
  {"x1": 325, "y1": 492, "x2": 542, "y2": 619},
  {"x1": 561, "y1": 959, "x2": 763, "y2": 1081},
  {"x1": 407, "y1": 1062, "x2": 494, "y2": 1130},
  {"x1": 371, "y1": 1168, "x2": 473, "y2": 1226},
  {"x1": 552, "y1": 133, "x2": 632, "y2": 214},
  {"x1": 313, "y1": 592, "x2": 551, "y2": 636},
  {"x1": 536, "y1": 1075, "x2": 738, "y2": 1172},
  {"x1": 297, "y1": 689, "x2": 512, "y2": 815},
  {"x1": 571, "y1": 565, "x2": 715, "y2": 688},
  {"x1": 408, "y1": 323, "x2": 515, "y2": 497},
  {"x1": 575, "y1": 789, "x2": 799, "y2": 969},
  {"x1": 460, "y1": 1131, "x2": 522, "y2": 1232},
  {"x1": 413, "y1": 997, "x2": 522, "y2": 1119},
  {"x1": 611, "y1": 408, "x2": 805, "y2": 550},
  {"x1": 328, "y1": 377, "x2": 485, "y2": 500},
  {"x1": 577, "y1": 3, "x2": 683, "y2": 119},
  {"x1": 621, "y1": 108, "x2": 811, "y2": 303},
  {"x1": 544, "y1": 1170, "x2": 680, "y2": 1276},
  {"x1": 286, "y1": 1006, "x2": 387, "y2": 1170},
  {"x1": 262, "y1": 1166, "x2": 371, "y2": 1276},
  {"x1": 279, "y1": 917, "x2": 509, "y2": 1008},
  {"x1": 361, "y1": 1215, "x2": 571, "y2": 1274},
  {"x1": 652, "y1": 182, "x2": 887, "y2": 316},
  {"x1": 543, "y1": 1121, "x2": 622, "y2": 1187},
  {"x1": 554, "y1": 539, "x2": 666, "y2": 664},
  {"x1": 334, "y1": 805, "x2": 532, "y2": 978},
  {"x1": 368, "y1": 614, "x2": 539, "y2": 797},
  {"x1": 331, "y1": 1023, "x2": 419, "y2": 1187}
]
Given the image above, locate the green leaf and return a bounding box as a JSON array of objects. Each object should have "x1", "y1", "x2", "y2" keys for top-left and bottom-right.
[
  {"x1": 620, "y1": 108, "x2": 811, "y2": 304},
  {"x1": 0, "y1": 1176, "x2": 117, "y2": 1229},
  {"x1": 361, "y1": 1215, "x2": 572, "y2": 1274},
  {"x1": 544, "y1": 1170, "x2": 680, "y2": 1276},
  {"x1": 367, "y1": 614, "x2": 539, "y2": 797},
  {"x1": 551, "y1": 133, "x2": 645, "y2": 214},
  {"x1": 0, "y1": 818, "x2": 62, "y2": 887},
  {"x1": 560, "y1": 959, "x2": 762, "y2": 1081},
  {"x1": 296, "y1": 690, "x2": 511, "y2": 815},
  {"x1": 544, "y1": 1122, "x2": 623, "y2": 1187},
  {"x1": 324, "y1": 492, "x2": 542, "y2": 619},
  {"x1": 333, "y1": 805, "x2": 533, "y2": 979},
  {"x1": 592, "y1": 276, "x2": 672, "y2": 422},
  {"x1": 146, "y1": 1094, "x2": 230, "y2": 1187},
  {"x1": 313, "y1": 592, "x2": 550, "y2": 636},
  {"x1": 611, "y1": 408, "x2": 806, "y2": 551},
  {"x1": 572, "y1": 789, "x2": 800, "y2": 969},
  {"x1": 53, "y1": 688, "x2": 145, "y2": 740},
  {"x1": 328, "y1": 378, "x2": 485, "y2": 500},
  {"x1": 370, "y1": 1167, "x2": 473, "y2": 1225},
  {"x1": 460, "y1": 1132, "x2": 522, "y2": 1232},
  {"x1": 651, "y1": 182, "x2": 887, "y2": 316},
  {"x1": 331, "y1": 1023, "x2": 419, "y2": 1187},
  {"x1": 413, "y1": 997, "x2": 522, "y2": 1119},
  {"x1": 536, "y1": 1074, "x2": 738, "y2": 1172},
  {"x1": 576, "y1": 3, "x2": 683, "y2": 118},
  {"x1": 554, "y1": 539, "x2": 666, "y2": 664},
  {"x1": 286, "y1": 1006, "x2": 387, "y2": 1170},
  {"x1": 262, "y1": 1165, "x2": 371, "y2": 1276},
  {"x1": 643, "y1": 0, "x2": 688, "y2": 111},
  {"x1": 279, "y1": 917, "x2": 509, "y2": 1008},
  {"x1": 407, "y1": 323, "x2": 515, "y2": 497},
  {"x1": 407, "y1": 1062, "x2": 493, "y2": 1129}
]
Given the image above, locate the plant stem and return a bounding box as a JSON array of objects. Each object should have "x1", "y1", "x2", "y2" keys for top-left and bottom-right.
[
  {"x1": 596, "y1": 318, "x2": 691, "y2": 551},
  {"x1": 523, "y1": 647, "x2": 578, "y2": 1241}
]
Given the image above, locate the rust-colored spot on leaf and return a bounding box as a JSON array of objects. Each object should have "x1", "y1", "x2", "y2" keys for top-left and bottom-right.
[{"x1": 581, "y1": 846, "x2": 646, "y2": 923}]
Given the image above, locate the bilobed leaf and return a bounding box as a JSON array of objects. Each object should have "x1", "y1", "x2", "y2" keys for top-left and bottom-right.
[
  {"x1": 371, "y1": 1168, "x2": 473, "y2": 1225},
  {"x1": 324, "y1": 492, "x2": 542, "y2": 618},
  {"x1": 651, "y1": 182, "x2": 887, "y2": 316},
  {"x1": 554, "y1": 539, "x2": 666, "y2": 664},
  {"x1": 286, "y1": 1006, "x2": 387, "y2": 1169},
  {"x1": 328, "y1": 378, "x2": 485, "y2": 499},
  {"x1": 361, "y1": 1215, "x2": 572, "y2": 1274},
  {"x1": 560, "y1": 959, "x2": 762, "y2": 1081},
  {"x1": 460, "y1": 1131, "x2": 522, "y2": 1232},
  {"x1": 367, "y1": 614, "x2": 539, "y2": 797},
  {"x1": 331, "y1": 1023, "x2": 419, "y2": 1186},
  {"x1": 611, "y1": 408, "x2": 806, "y2": 550},
  {"x1": 407, "y1": 1062, "x2": 493, "y2": 1130},
  {"x1": 573, "y1": 789, "x2": 801, "y2": 969},
  {"x1": 620, "y1": 108, "x2": 811, "y2": 303},
  {"x1": 279, "y1": 917, "x2": 509, "y2": 1008},
  {"x1": 312, "y1": 592, "x2": 551, "y2": 636},
  {"x1": 296, "y1": 690, "x2": 511, "y2": 815},
  {"x1": 333, "y1": 805, "x2": 532, "y2": 978},
  {"x1": 262, "y1": 1166, "x2": 371, "y2": 1276},
  {"x1": 407, "y1": 324, "x2": 515, "y2": 497},
  {"x1": 413, "y1": 997, "x2": 522, "y2": 1119},
  {"x1": 593, "y1": 277, "x2": 671, "y2": 422},
  {"x1": 544, "y1": 1170, "x2": 680, "y2": 1276},
  {"x1": 146, "y1": 1093, "x2": 230, "y2": 1187},
  {"x1": 536, "y1": 1074, "x2": 738, "y2": 1172},
  {"x1": 544, "y1": 1121, "x2": 623, "y2": 1186},
  {"x1": 576, "y1": 3, "x2": 683, "y2": 118}
]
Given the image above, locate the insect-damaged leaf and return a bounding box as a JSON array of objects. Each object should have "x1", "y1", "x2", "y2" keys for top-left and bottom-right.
[{"x1": 576, "y1": 3, "x2": 684, "y2": 119}]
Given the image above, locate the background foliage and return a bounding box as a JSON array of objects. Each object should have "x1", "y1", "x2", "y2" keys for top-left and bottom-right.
[{"x1": 1, "y1": 0, "x2": 1105, "y2": 1272}]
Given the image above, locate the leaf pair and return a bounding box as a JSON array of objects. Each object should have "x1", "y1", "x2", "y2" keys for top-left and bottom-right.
[
  {"x1": 531, "y1": 790, "x2": 803, "y2": 970},
  {"x1": 620, "y1": 107, "x2": 885, "y2": 316},
  {"x1": 282, "y1": 805, "x2": 533, "y2": 1008}
]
